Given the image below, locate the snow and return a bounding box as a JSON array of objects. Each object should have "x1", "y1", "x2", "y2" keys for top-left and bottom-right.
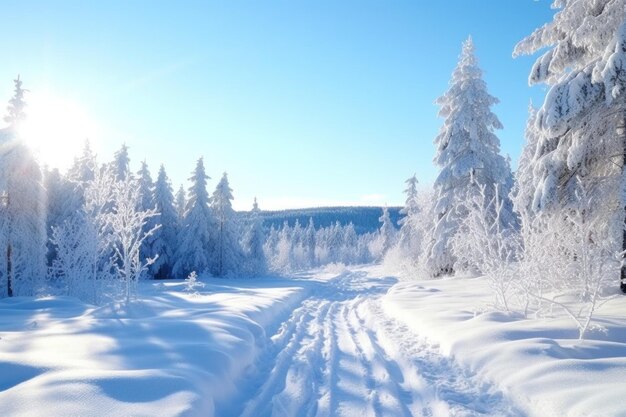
[
  {"x1": 381, "y1": 266, "x2": 626, "y2": 417},
  {"x1": 2, "y1": 265, "x2": 625, "y2": 416},
  {"x1": 0, "y1": 276, "x2": 309, "y2": 417}
]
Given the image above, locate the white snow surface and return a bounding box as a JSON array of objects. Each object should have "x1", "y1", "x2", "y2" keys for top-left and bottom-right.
[
  {"x1": 0, "y1": 276, "x2": 308, "y2": 417},
  {"x1": 381, "y1": 266, "x2": 626, "y2": 417},
  {"x1": 1, "y1": 265, "x2": 624, "y2": 416}
]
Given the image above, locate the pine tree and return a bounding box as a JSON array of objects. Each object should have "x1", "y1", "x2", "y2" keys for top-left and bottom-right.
[
  {"x1": 0, "y1": 78, "x2": 46, "y2": 297},
  {"x1": 68, "y1": 140, "x2": 96, "y2": 184},
  {"x1": 425, "y1": 37, "x2": 514, "y2": 276},
  {"x1": 514, "y1": 0, "x2": 626, "y2": 291},
  {"x1": 136, "y1": 161, "x2": 158, "y2": 278},
  {"x1": 511, "y1": 104, "x2": 542, "y2": 223},
  {"x1": 175, "y1": 184, "x2": 186, "y2": 220},
  {"x1": 242, "y1": 198, "x2": 267, "y2": 275},
  {"x1": 44, "y1": 167, "x2": 77, "y2": 265},
  {"x1": 378, "y1": 207, "x2": 396, "y2": 259},
  {"x1": 211, "y1": 172, "x2": 243, "y2": 276},
  {"x1": 112, "y1": 144, "x2": 131, "y2": 181},
  {"x1": 398, "y1": 175, "x2": 420, "y2": 253},
  {"x1": 4, "y1": 75, "x2": 27, "y2": 127},
  {"x1": 303, "y1": 218, "x2": 316, "y2": 267},
  {"x1": 151, "y1": 165, "x2": 179, "y2": 279},
  {"x1": 172, "y1": 158, "x2": 214, "y2": 277}
]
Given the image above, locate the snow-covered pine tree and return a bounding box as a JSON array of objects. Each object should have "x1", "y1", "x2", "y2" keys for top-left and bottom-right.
[
  {"x1": 377, "y1": 207, "x2": 396, "y2": 259},
  {"x1": 342, "y1": 222, "x2": 358, "y2": 264},
  {"x1": 3, "y1": 75, "x2": 27, "y2": 126},
  {"x1": 514, "y1": 0, "x2": 626, "y2": 292},
  {"x1": 173, "y1": 158, "x2": 214, "y2": 278},
  {"x1": 303, "y1": 218, "x2": 316, "y2": 267},
  {"x1": 211, "y1": 172, "x2": 243, "y2": 276},
  {"x1": 511, "y1": 104, "x2": 541, "y2": 225},
  {"x1": 112, "y1": 144, "x2": 131, "y2": 181},
  {"x1": 0, "y1": 77, "x2": 46, "y2": 297},
  {"x1": 44, "y1": 167, "x2": 77, "y2": 265},
  {"x1": 136, "y1": 161, "x2": 158, "y2": 278},
  {"x1": 242, "y1": 197, "x2": 267, "y2": 275},
  {"x1": 151, "y1": 165, "x2": 179, "y2": 279},
  {"x1": 398, "y1": 174, "x2": 420, "y2": 254},
  {"x1": 175, "y1": 184, "x2": 186, "y2": 220},
  {"x1": 68, "y1": 140, "x2": 96, "y2": 184},
  {"x1": 425, "y1": 37, "x2": 514, "y2": 276}
]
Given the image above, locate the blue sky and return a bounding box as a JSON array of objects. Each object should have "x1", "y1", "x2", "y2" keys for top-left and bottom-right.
[{"x1": 0, "y1": 1, "x2": 555, "y2": 210}]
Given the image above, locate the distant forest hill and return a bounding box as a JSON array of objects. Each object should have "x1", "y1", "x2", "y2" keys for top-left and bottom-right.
[{"x1": 239, "y1": 206, "x2": 403, "y2": 235}]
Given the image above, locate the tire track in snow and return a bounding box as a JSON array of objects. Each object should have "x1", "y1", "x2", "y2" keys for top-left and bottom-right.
[
  {"x1": 240, "y1": 299, "x2": 327, "y2": 417},
  {"x1": 236, "y1": 270, "x2": 522, "y2": 417}
]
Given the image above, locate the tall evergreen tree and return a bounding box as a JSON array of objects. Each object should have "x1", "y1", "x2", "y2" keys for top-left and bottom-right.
[
  {"x1": 44, "y1": 167, "x2": 76, "y2": 265},
  {"x1": 172, "y1": 158, "x2": 214, "y2": 277},
  {"x1": 175, "y1": 185, "x2": 186, "y2": 220},
  {"x1": 242, "y1": 198, "x2": 267, "y2": 275},
  {"x1": 398, "y1": 174, "x2": 420, "y2": 252},
  {"x1": 378, "y1": 207, "x2": 396, "y2": 259},
  {"x1": 211, "y1": 172, "x2": 243, "y2": 276},
  {"x1": 0, "y1": 77, "x2": 46, "y2": 297},
  {"x1": 112, "y1": 144, "x2": 131, "y2": 181},
  {"x1": 303, "y1": 218, "x2": 316, "y2": 267},
  {"x1": 4, "y1": 75, "x2": 27, "y2": 127},
  {"x1": 425, "y1": 37, "x2": 514, "y2": 276},
  {"x1": 514, "y1": 0, "x2": 626, "y2": 291},
  {"x1": 151, "y1": 165, "x2": 179, "y2": 279},
  {"x1": 136, "y1": 161, "x2": 158, "y2": 278}
]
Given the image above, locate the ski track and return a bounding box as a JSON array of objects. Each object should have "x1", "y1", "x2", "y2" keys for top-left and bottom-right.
[{"x1": 230, "y1": 271, "x2": 523, "y2": 417}]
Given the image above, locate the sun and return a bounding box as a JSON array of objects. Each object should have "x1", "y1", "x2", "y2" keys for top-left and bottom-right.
[{"x1": 18, "y1": 91, "x2": 100, "y2": 171}]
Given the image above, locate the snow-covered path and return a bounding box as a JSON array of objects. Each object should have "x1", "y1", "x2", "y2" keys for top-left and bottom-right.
[{"x1": 228, "y1": 270, "x2": 521, "y2": 417}]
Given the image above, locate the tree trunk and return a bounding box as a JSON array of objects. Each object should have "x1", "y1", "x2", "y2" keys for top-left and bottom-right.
[{"x1": 617, "y1": 112, "x2": 626, "y2": 293}]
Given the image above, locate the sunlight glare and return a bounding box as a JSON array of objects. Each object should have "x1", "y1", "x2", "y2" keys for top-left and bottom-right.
[{"x1": 18, "y1": 92, "x2": 100, "y2": 171}]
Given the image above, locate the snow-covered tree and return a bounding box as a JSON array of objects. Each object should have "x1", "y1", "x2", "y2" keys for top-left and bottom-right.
[
  {"x1": 151, "y1": 165, "x2": 179, "y2": 279},
  {"x1": 112, "y1": 144, "x2": 131, "y2": 181},
  {"x1": 136, "y1": 161, "x2": 158, "y2": 278},
  {"x1": 511, "y1": 104, "x2": 542, "y2": 223},
  {"x1": 514, "y1": 0, "x2": 626, "y2": 291},
  {"x1": 175, "y1": 184, "x2": 186, "y2": 220},
  {"x1": 173, "y1": 158, "x2": 214, "y2": 278},
  {"x1": 425, "y1": 37, "x2": 514, "y2": 276},
  {"x1": 377, "y1": 207, "x2": 397, "y2": 259},
  {"x1": 68, "y1": 140, "x2": 96, "y2": 184},
  {"x1": 397, "y1": 175, "x2": 420, "y2": 253},
  {"x1": 242, "y1": 198, "x2": 267, "y2": 275},
  {"x1": 44, "y1": 167, "x2": 77, "y2": 265},
  {"x1": 4, "y1": 75, "x2": 27, "y2": 127},
  {"x1": 211, "y1": 172, "x2": 243, "y2": 276},
  {"x1": 109, "y1": 173, "x2": 159, "y2": 302},
  {"x1": 0, "y1": 78, "x2": 46, "y2": 297},
  {"x1": 303, "y1": 218, "x2": 316, "y2": 267}
]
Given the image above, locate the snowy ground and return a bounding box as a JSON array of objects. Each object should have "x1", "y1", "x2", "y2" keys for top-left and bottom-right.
[
  {"x1": 381, "y1": 266, "x2": 626, "y2": 417},
  {"x1": 0, "y1": 266, "x2": 624, "y2": 416}
]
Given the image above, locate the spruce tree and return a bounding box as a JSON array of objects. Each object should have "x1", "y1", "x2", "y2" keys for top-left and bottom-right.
[
  {"x1": 151, "y1": 165, "x2": 179, "y2": 279},
  {"x1": 211, "y1": 172, "x2": 243, "y2": 276},
  {"x1": 136, "y1": 161, "x2": 158, "y2": 278},
  {"x1": 242, "y1": 198, "x2": 267, "y2": 275},
  {"x1": 172, "y1": 158, "x2": 214, "y2": 277},
  {"x1": 514, "y1": 0, "x2": 626, "y2": 291},
  {"x1": 425, "y1": 37, "x2": 514, "y2": 276}
]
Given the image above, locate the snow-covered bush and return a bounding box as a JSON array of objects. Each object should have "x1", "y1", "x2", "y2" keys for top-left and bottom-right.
[
  {"x1": 184, "y1": 271, "x2": 205, "y2": 295},
  {"x1": 513, "y1": 178, "x2": 619, "y2": 339},
  {"x1": 451, "y1": 183, "x2": 521, "y2": 310}
]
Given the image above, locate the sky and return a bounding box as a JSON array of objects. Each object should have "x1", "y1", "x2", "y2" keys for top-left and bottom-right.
[{"x1": 0, "y1": 0, "x2": 556, "y2": 210}]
